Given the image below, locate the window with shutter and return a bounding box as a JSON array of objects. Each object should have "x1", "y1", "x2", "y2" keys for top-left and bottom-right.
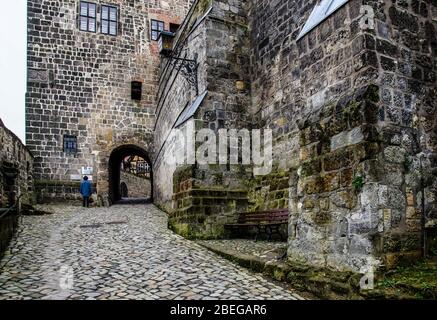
[
  {"x1": 101, "y1": 5, "x2": 118, "y2": 36},
  {"x1": 151, "y1": 19, "x2": 165, "y2": 41},
  {"x1": 79, "y1": 1, "x2": 97, "y2": 33}
]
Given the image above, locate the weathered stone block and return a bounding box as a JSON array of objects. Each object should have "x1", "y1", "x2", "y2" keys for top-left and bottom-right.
[{"x1": 331, "y1": 127, "x2": 365, "y2": 151}]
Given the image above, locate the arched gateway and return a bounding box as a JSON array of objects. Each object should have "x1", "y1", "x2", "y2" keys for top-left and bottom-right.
[{"x1": 107, "y1": 145, "x2": 153, "y2": 204}]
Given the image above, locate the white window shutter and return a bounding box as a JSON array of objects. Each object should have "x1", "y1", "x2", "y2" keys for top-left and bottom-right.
[
  {"x1": 80, "y1": 2, "x2": 88, "y2": 16},
  {"x1": 102, "y1": 6, "x2": 109, "y2": 20}
]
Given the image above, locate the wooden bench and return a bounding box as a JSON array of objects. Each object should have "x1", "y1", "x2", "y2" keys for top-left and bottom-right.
[{"x1": 225, "y1": 209, "x2": 289, "y2": 241}]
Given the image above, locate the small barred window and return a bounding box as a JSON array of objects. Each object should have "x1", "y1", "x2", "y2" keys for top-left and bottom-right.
[{"x1": 64, "y1": 135, "x2": 78, "y2": 155}]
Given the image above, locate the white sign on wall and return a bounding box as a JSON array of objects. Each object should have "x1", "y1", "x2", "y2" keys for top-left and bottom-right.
[
  {"x1": 82, "y1": 167, "x2": 94, "y2": 175},
  {"x1": 71, "y1": 175, "x2": 82, "y2": 181}
]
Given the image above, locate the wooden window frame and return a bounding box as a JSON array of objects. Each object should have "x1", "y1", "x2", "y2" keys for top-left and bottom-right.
[
  {"x1": 79, "y1": 1, "x2": 97, "y2": 33},
  {"x1": 101, "y1": 4, "x2": 119, "y2": 36},
  {"x1": 151, "y1": 19, "x2": 165, "y2": 41}
]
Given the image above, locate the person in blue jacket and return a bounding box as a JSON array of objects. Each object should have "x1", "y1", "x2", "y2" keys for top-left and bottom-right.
[{"x1": 80, "y1": 176, "x2": 92, "y2": 208}]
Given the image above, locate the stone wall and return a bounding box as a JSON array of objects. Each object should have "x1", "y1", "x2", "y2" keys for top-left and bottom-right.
[
  {"x1": 120, "y1": 171, "x2": 151, "y2": 198},
  {"x1": 0, "y1": 212, "x2": 19, "y2": 260},
  {"x1": 0, "y1": 119, "x2": 34, "y2": 208},
  {"x1": 155, "y1": 0, "x2": 436, "y2": 271},
  {"x1": 26, "y1": 0, "x2": 191, "y2": 203},
  {"x1": 372, "y1": 0, "x2": 437, "y2": 265},
  {"x1": 248, "y1": 0, "x2": 436, "y2": 272},
  {"x1": 154, "y1": 0, "x2": 253, "y2": 238},
  {"x1": 153, "y1": 0, "x2": 209, "y2": 208},
  {"x1": 0, "y1": 118, "x2": 34, "y2": 259}
]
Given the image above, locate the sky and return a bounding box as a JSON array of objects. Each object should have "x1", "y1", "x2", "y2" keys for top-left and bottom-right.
[{"x1": 0, "y1": 0, "x2": 26, "y2": 143}]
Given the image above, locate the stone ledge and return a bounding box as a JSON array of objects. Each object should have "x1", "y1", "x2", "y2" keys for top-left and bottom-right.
[
  {"x1": 35, "y1": 180, "x2": 96, "y2": 188},
  {"x1": 196, "y1": 240, "x2": 436, "y2": 300}
]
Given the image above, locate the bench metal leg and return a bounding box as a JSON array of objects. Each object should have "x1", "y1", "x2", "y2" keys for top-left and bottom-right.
[
  {"x1": 266, "y1": 227, "x2": 272, "y2": 241},
  {"x1": 254, "y1": 226, "x2": 260, "y2": 242},
  {"x1": 273, "y1": 225, "x2": 280, "y2": 241},
  {"x1": 266, "y1": 225, "x2": 283, "y2": 242}
]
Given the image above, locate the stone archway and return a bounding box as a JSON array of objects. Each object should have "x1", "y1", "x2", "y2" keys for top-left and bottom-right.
[{"x1": 107, "y1": 145, "x2": 153, "y2": 204}]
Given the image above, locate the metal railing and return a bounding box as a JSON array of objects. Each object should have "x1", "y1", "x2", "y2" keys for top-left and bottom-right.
[
  {"x1": 0, "y1": 194, "x2": 24, "y2": 276},
  {"x1": 0, "y1": 194, "x2": 23, "y2": 220}
]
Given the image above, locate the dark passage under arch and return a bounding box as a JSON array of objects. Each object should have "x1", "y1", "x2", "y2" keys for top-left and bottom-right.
[
  {"x1": 120, "y1": 182, "x2": 129, "y2": 198},
  {"x1": 108, "y1": 145, "x2": 153, "y2": 204}
]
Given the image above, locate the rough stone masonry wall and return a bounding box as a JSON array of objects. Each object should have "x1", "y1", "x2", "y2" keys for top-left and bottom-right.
[
  {"x1": 0, "y1": 119, "x2": 34, "y2": 259},
  {"x1": 154, "y1": 0, "x2": 210, "y2": 209},
  {"x1": 120, "y1": 171, "x2": 151, "y2": 198},
  {"x1": 154, "y1": 0, "x2": 253, "y2": 238},
  {"x1": 372, "y1": 0, "x2": 437, "y2": 265},
  {"x1": 0, "y1": 119, "x2": 34, "y2": 208},
  {"x1": 248, "y1": 0, "x2": 436, "y2": 272},
  {"x1": 26, "y1": 0, "x2": 191, "y2": 202}
]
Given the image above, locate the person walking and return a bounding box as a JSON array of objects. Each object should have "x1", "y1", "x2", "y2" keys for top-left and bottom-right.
[{"x1": 80, "y1": 176, "x2": 92, "y2": 208}]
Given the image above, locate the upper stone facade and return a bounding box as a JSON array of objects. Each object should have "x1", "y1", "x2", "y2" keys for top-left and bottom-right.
[{"x1": 26, "y1": 0, "x2": 191, "y2": 202}]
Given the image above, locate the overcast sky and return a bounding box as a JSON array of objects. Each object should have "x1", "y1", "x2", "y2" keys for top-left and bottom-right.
[{"x1": 0, "y1": 0, "x2": 26, "y2": 143}]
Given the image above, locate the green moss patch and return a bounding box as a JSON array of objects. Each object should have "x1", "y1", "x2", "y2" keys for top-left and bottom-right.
[{"x1": 377, "y1": 258, "x2": 437, "y2": 299}]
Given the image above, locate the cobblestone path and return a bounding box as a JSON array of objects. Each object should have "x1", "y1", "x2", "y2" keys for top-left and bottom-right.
[{"x1": 0, "y1": 205, "x2": 303, "y2": 300}]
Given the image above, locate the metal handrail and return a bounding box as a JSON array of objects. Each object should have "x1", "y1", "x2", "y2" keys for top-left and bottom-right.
[
  {"x1": 0, "y1": 194, "x2": 23, "y2": 220},
  {"x1": 0, "y1": 194, "x2": 25, "y2": 277}
]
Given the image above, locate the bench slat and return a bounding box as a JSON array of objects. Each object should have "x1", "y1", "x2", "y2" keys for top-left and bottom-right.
[
  {"x1": 226, "y1": 222, "x2": 286, "y2": 227},
  {"x1": 231, "y1": 209, "x2": 289, "y2": 227}
]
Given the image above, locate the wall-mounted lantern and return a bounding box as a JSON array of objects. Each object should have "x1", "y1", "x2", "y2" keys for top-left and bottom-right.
[
  {"x1": 158, "y1": 30, "x2": 199, "y2": 95},
  {"x1": 158, "y1": 31, "x2": 176, "y2": 56}
]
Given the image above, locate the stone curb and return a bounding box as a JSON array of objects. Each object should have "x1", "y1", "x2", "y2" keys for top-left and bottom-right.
[{"x1": 197, "y1": 241, "x2": 422, "y2": 300}]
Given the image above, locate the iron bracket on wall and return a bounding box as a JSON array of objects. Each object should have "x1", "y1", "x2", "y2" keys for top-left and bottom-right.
[{"x1": 167, "y1": 56, "x2": 199, "y2": 95}]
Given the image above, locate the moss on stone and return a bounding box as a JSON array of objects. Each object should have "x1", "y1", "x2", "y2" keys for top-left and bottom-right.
[
  {"x1": 35, "y1": 180, "x2": 79, "y2": 187},
  {"x1": 173, "y1": 165, "x2": 195, "y2": 185},
  {"x1": 197, "y1": 238, "x2": 437, "y2": 299},
  {"x1": 168, "y1": 221, "x2": 190, "y2": 237},
  {"x1": 197, "y1": 0, "x2": 212, "y2": 15},
  {"x1": 377, "y1": 258, "x2": 437, "y2": 299},
  {"x1": 273, "y1": 269, "x2": 287, "y2": 282}
]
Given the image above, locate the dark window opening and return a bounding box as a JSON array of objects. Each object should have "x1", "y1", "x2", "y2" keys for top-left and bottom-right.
[
  {"x1": 101, "y1": 5, "x2": 118, "y2": 36},
  {"x1": 170, "y1": 23, "x2": 180, "y2": 33},
  {"x1": 79, "y1": 1, "x2": 97, "y2": 32},
  {"x1": 64, "y1": 135, "x2": 78, "y2": 155},
  {"x1": 151, "y1": 19, "x2": 165, "y2": 41},
  {"x1": 131, "y1": 81, "x2": 142, "y2": 101}
]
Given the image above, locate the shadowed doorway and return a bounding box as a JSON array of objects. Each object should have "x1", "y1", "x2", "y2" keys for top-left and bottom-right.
[{"x1": 108, "y1": 145, "x2": 153, "y2": 204}]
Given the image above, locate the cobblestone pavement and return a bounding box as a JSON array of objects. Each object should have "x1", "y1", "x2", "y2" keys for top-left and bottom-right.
[{"x1": 0, "y1": 205, "x2": 304, "y2": 300}]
